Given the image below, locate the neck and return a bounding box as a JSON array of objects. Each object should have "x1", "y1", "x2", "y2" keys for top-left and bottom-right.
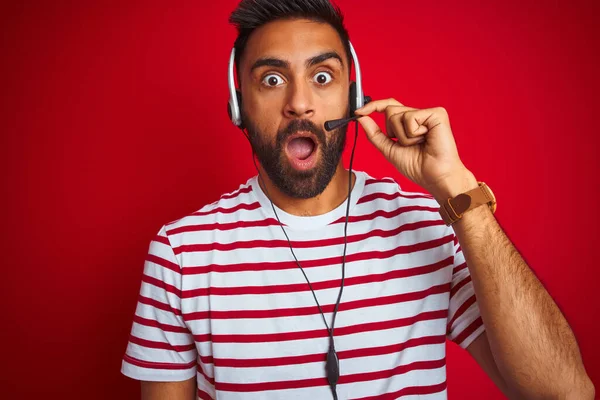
[{"x1": 257, "y1": 163, "x2": 356, "y2": 217}]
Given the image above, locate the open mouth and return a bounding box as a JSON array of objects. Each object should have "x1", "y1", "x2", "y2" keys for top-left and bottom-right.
[{"x1": 284, "y1": 132, "x2": 318, "y2": 170}]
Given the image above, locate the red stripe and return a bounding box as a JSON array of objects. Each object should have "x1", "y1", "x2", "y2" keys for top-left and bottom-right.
[
  {"x1": 182, "y1": 234, "x2": 454, "y2": 275},
  {"x1": 339, "y1": 335, "x2": 445, "y2": 362},
  {"x1": 192, "y1": 202, "x2": 261, "y2": 217},
  {"x1": 454, "y1": 316, "x2": 484, "y2": 346},
  {"x1": 212, "y1": 335, "x2": 445, "y2": 368},
  {"x1": 167, "y1": 218, "x2": 281, "y2": 235},
  {"x1": 138, "y1": 294, "x2": 182, "y2": 316},
  {"x1": 154, "y1": 235, "x2": 170, "y2": 246},
  {"x1": 450, "y1": 275, "x2": 472, "y2": 300},
  {"x1": 199, "y1": 354, "x2": 214, "y2": 364},
  {"x1": 194, "y1": 333, "x2": 212, "y2": 342},
  {"x1": 453, "y1": 235, "x2": 459, "y2": 246},
  {"x1": 182, "y1": 256, "x2": 453, "y2": 298},
  {"x1": 333, "y1": 205, "x2": 440, "y2": 224},
  {"x1": 447, "y1": 294, "x2": 477, "y2": 332},
  {"x1": 354, "y1": 381, "x2": 447, "y2": 400},
  {"x1": 357, "y1": 191, "x2": 433, "y2": 204},
  {"x1": 142, "y1": 274, "x2": 181, "y2": 297},
  {"x1": 365, "y1": 177, "x2": 396, "y2": 186},
  {"x1": 202, "y1": 309, "x2": 447, "y2": 343},
  {"x1": 133, "y1": 315, "x2": 190, "y2": 333},
  {"x1": 342, "y1": 358, "x2": 445, "y2": 384},
  {"x1": 146, "y1": 254, "x2": 180, "y2": 274},
  {"x1": 220, "y1": 185, "x2": 252, "y2": 200},
  {"x1": 123, "y1": 353, "x2": 195, "y2": 370},
  {"x1": 197, "y1": 362, "x2": 215, "y2": 385},
  {"x1": 128, "y1": 334, "x2": 195, "y2": 353},
  {"x1": 452, "y1": 261, "x2": 468, "y2": 275},
  {"x1": 197, "y1": 388, "x2": 214, "y2": 400},
  {"x1": 215, "y1": 358, "x2": 445, "y2": 392},
  {"x1": 174, "y1": 219, "x2": 444, "y2": 254},
  {"x1": 184, "y1": 283, "x2": 450, "y2": 321}
]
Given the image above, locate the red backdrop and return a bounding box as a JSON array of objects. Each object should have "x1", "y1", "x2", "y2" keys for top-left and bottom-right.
[{"x1": 2, "y1": 1, "x2": 599, "y2": 398}]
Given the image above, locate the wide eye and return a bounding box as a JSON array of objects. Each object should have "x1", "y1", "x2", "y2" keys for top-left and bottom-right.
[
  {"x1": 262, "y1": 74, "x2": 284, "y2": 87},
  {"x1": 314, "y1": 71, "x2": 333, "y2": 85}
]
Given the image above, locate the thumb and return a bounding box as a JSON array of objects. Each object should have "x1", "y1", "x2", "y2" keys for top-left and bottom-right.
[{"x1": 357, "y1": 115, "x2": 395, "y2": 160}]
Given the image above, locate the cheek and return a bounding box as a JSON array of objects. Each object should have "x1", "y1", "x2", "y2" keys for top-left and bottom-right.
[
  {"x1": 320, "y1": 87, "x2": 349, "y2": 119},
  {"x1": 245, "y1": 86, "x2": 283, "y2": 112},
  {"x1": 245, "y1": 111, "x2": 279, "y2": 146},
  {"x1": 245, "y1": 95, "x2": 283, "y2": 135}
]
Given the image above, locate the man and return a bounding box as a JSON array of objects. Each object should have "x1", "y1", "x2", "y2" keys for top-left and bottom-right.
[{"x1": 121, "y1": 0, "x2": 594, "y2": 399}]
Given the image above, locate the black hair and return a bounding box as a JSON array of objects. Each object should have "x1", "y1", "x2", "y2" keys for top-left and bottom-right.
[{"x1": 229, "y1": 0, "x2": 352, "y2": 80}]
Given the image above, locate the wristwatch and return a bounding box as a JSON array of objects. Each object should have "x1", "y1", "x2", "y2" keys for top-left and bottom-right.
[{"x1": 439, "y1": 182, "x2": 496, "y2": 226}]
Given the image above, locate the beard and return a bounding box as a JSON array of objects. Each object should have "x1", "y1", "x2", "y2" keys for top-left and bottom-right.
[{"x1": 243, "y1": 113, "x2": 349, "y2": 199}]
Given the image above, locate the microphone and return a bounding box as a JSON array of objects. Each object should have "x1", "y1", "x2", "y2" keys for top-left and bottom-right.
[{"x1": 324, "y1": 115, "x2": 362, "y2": 131}]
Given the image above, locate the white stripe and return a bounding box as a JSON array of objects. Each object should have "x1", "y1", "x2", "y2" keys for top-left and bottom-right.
[
  {"x1": 131, "y1": 322, "x2": 193, "y2": 347},
  {"x1": 126, "y1": 342, "x2": 196, "y2": 364}
]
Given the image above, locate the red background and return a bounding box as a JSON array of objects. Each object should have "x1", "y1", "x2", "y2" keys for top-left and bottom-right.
[{"x1": 2, "y1": 0, "x2": 599, "y2": 398}]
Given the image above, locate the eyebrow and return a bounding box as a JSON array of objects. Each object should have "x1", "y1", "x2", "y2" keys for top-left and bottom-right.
[
  {"x1": 249, "y1": 51, "x2": 344, "y2": 73},
  {"x1": 306, "y1": 51, "x2": 343, "y2": 68}
]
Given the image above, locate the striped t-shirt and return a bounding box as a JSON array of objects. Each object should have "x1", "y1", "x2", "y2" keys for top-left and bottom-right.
[{"x1": 121, "y1": 170, "x2": 484, "y2": 399}]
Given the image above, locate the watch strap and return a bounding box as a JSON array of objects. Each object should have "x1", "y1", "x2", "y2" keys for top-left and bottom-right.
[{"x1": 439, "y1": 182, "x2": 496, "y2": 226}]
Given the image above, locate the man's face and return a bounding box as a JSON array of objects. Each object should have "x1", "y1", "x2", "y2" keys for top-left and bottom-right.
[{"x1": 239, "y1": 18, "x2": 350, "y2": 199}]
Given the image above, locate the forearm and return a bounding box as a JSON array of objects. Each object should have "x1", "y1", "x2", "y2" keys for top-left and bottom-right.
[{"x1": 432, "y1": 171, "x2": 594, "y2": 399}]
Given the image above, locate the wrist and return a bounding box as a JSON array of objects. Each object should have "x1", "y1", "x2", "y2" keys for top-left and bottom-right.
[{"x1": 430, "y1": 169, "x2": 478, "y2": 205}]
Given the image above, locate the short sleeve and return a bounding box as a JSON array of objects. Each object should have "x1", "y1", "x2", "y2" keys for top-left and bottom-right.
[
  {"x1": 121, "y1": 226, "x2": 197, "y2": 381},
  {"x1": 446, "y1": 235, "x2": 485, "y2": 348}
]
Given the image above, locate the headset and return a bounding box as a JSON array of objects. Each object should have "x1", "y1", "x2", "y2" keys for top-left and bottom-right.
[{"x1": 226, "y1": 41, "x2": 370, "y2": 400}]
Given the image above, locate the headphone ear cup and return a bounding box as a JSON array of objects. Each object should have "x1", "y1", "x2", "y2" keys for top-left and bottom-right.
[
  {"x1": 236, "y1": 90, "x2": 245, "y2": 130},
  {"x1": 349, "y1": 81, "x2": 357, "y2": 116},
  {"x1": 236, "y1": 90, "x2": 242, "y2": 108},
  {"x1": 228, "y1": 90, "x2": 245, "y2": 129},
  {"x1": 349, "y1": 81, "x2": 371, "y2": 116},
  {"x1": 227, "y1": 101, "x2": 234, "y2": 122}
]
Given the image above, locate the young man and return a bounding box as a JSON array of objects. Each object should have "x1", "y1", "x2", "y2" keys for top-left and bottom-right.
[{"x1": 121, "y1": 1, "x2": 594, "y2": 399}]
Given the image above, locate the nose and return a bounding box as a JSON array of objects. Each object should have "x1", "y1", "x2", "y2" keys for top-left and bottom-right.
[{"x1": 283, "y1": 79, "x2": 314, "y2": 119}]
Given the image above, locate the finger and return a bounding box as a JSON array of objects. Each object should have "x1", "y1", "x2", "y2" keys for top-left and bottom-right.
[
  {"x1": 389, "y1": 111, "x2": 425, "y2": 146},
  {"x1": 378, "y1": 105, "x2": 418, "y2": 139},
  {"x1": 387, "y1": 111, "x2": 408, "y2": 143},
  {"x1": 384, "y1": 106, "x2": 405, "y2": 139},
  {"x1": 356, "y1": 114, "x2": 397, "y2": 161},
  {"x1": 403, "y1": 109, "x2": 433, "y2": 138},
  {"x1": 354, "y1": 98, "x2": 404, "y2": 116},
  {"x1": 387, "y1": 113, "x2": 425, "y2": 146}
]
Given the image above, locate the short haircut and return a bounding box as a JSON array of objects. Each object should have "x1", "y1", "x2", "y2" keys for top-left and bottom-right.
[{"x1": 229, "y1": 0, "x2": 352, "y2": 80}]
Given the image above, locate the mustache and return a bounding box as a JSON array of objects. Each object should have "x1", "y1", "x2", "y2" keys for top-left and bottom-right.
[{"x1": 277, "y1": 119, "x2": 327, "y2": 146}]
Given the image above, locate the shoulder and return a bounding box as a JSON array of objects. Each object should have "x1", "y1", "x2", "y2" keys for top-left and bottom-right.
[{"x1": 159, "y1": 176, "x2": 262, "y2": 248}]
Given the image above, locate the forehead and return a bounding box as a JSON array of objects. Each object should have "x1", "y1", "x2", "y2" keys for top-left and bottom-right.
[{"x1": 241, "y1": 18, "x2": 347, "y2": 70}]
